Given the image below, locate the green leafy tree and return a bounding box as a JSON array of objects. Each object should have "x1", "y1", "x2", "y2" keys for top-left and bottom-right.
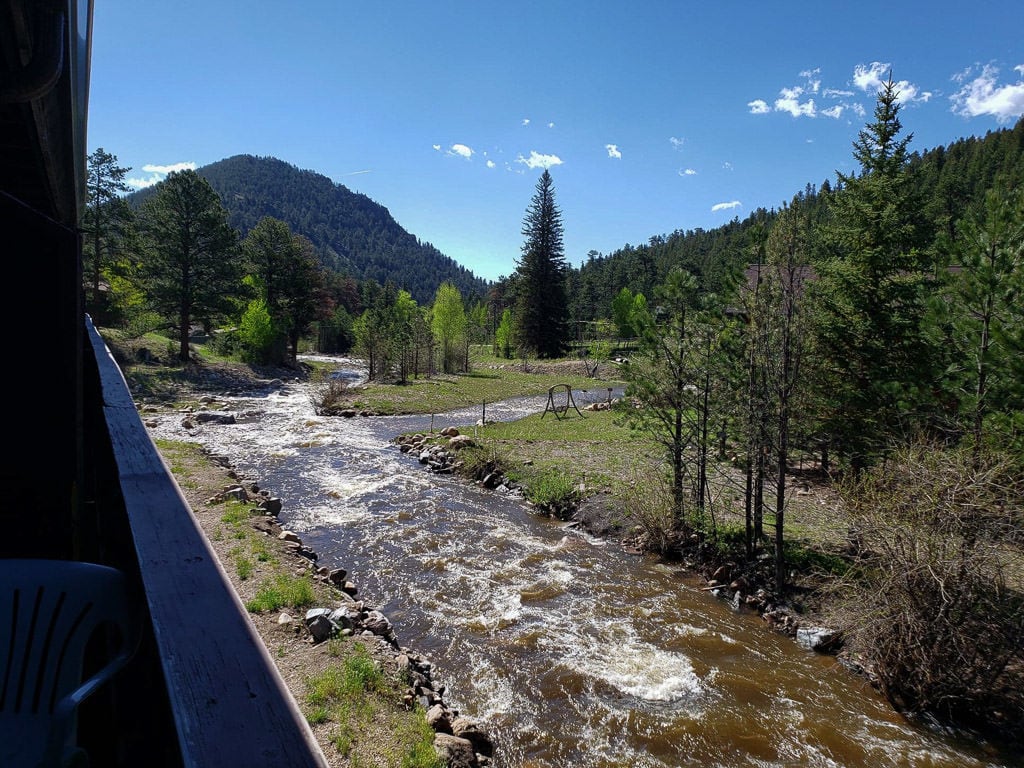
[
  {"x1": 82, "y1": 148, "x2": 132, "y2": 320},
  {"x1": 392, "y1": 289, "x2": 420, "y2": 382},
  {"x1": 515, "y1": 170, "x2": 568, "y2": 358},
  {"x1": 495, "y1": 309, "x2": 514, "y2": 359},
  {"x1": 431, "y1": 282, "x2": 467, "y2": 373},
  {"x1": 238, "y1": 298, "x2": 276, "y2": 363},
  {"x1": 812, "y1": 73, "x2": 935, "y2": 472},
  {"x1": 138, "y1": 170, "x2": 242, "y2": 361}
]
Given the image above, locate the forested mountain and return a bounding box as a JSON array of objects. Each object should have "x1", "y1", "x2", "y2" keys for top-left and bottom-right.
[
  {"x1": 566, "y1": 117, "x2": 1024, "y2": 323},
  {"x1": 128, "y1": 154, "x2": 489, "y2": 304}
]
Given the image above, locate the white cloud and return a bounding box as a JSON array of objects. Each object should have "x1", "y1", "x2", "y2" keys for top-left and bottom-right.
[
  {"x1": 824, "y1": 87, "x2": 854, "y2": 98},
  {"x1": 711, "y1": 201, "x2": 742, "y2": 212},
  {"x1": 951, "y1": 64, "x2": 1024, "y2": 123},
  {"x1": 678, "y1": 168, "x2": 697, "y2": 176},
  {"x1": 548, "y1": 122, "x2": 555, "y2": 128},
  {"x1": 432, "y1": 144, "x2": 442, "y2": 151},
  {"x1": 722, "y1": 161, "x2": 733, "y2": 171},
  {"x1": 775, "y1": 87, "x2": 816, "y2": 117},
  {"x1": 852, "y1": 62, "x2": 931, "y2": 103},
  {"x1": 486, "y1": 160, "x2": 496, "y2": 169},
  {"x1": 521, "y1": 118, "x2": 531, "y2": 126},
  {"x1": 748, "y1": 99, "x2": 770, "y2": 115},
  {"x1": 851, "y1": 103, "x2": 866, "y2": 117},
  {"x1": 516, "y1": 151, "x2": 563, "y2": 170},
  {"x1": 126, "y1": 161, "x2": 197, "y2": 189},
  {"x1": 448, "y1": 143, "x2": 474, "y2": 159},
  {"x1": 669, "y1": 136, "x2": 685, "y2": 149},
  {"x1": 821, "y1": 105, "x2": 844, "y2": 119},
  {"x1": 605, "y1": 144, "x2": 622, "y2": 159}
]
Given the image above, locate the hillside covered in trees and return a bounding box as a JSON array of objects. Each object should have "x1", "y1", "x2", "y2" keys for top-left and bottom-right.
[
  {"x1": 563, "y1": 117, "x2": 1024, "y2": 326},
  {"x1": 129, "y1": 154, "x2": 488, "y2": 305}
]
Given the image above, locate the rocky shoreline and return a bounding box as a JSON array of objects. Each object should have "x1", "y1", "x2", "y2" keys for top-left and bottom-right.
[{"x1": 202, "y1": 459, "x2": 496, "y2": 768}]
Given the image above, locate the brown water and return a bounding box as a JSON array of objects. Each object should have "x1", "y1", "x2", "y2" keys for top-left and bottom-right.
[{"x1": 150, "y1": 360, "x2": 1020, "y2": 767}]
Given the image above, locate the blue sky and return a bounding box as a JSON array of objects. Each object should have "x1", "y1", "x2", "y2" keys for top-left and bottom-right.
[{"x1": 88, "y1": 1, "x2": 1024, "y2": 283}]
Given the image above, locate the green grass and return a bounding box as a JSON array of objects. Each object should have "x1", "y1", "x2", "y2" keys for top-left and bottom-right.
[
  {"x1": 245, "y1": 573, "x2": 316, "y2": 612},
  {"x1": 302, "y1": 641, "x2": 442, "y2": 767},
  {"x1": 343, "y1": 350, "x2": 622, "y2": 415}
]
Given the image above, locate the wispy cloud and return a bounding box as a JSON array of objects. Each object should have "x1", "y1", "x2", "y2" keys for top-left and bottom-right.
[
  {"x1": 951, "y1": 63, "x2": 1024, "y2": 123},
  {"x1": 678, "y1": 168, "x2": 697, "y2": 176},
  {"x1": 432, "y1": 144, "x2": 442, "y2": 151},
  {"x1": 547, "y1": 122, "x2": 555, "y2": 128},
  {"x1": 486, "y1": 160, "x2": 496, "y2": 169},
  {"x1": 521, "y1": 118, "x2": 531, "y2": 126},
  {"x1": 722, "y1": 162, "x2": 733, "y2": 171},
  {"x1": 852, "y1": 62, "x2": 932, "y2": 103},
  {"x1": 711, "y1": 200, "x2": 742, "y2": 212},
  {"x1": 516, "y1": 151, "x2": 563, "y2": 170},
  {"x1": 669, "y1": 136, "x2": 685, "y2": 150},
  {"x1": 340, "y1": 169, "x2": 372, "y2": 177},
  {"x1": 126, "y1": 161, "x2": 197, "y2": 189},
  {"x1": 750, "y1": 69, "x2": 872, "y2": 120},
  {"x1": 605, "y1": 144, "x2": 622, "y2": 159}
]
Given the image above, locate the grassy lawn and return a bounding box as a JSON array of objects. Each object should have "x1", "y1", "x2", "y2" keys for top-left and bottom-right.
[{"x1": 337, "y1": 349, "x2": 623, "y2": 415}]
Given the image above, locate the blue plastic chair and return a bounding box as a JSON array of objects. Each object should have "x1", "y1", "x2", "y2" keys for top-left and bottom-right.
[{"x1": 0, "y1": 559, "x2": 140, "y2": 768}]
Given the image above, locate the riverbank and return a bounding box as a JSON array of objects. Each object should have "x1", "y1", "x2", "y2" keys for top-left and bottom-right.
[
  {"x1": 110, "y1": 335, "x2": 1015, "y2": 765},
  {"x1": 154, "y1": 430, "x2": 494, "y2": 768}
]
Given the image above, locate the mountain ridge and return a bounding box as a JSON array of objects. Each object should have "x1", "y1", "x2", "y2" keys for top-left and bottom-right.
[{"x1": 129, "y1": 154, "x2": 490, "y2": 304}]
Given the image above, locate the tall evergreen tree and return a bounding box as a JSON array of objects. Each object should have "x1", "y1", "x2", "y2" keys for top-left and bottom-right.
[
  {"x1": 138, "y1": 170, "x2": 242, "y2": 361},
  {"x1": 82, "y1": 148, "x2": 132, "y2": 320},
  {"x1": 515, "y1": 170, "x2": 567, "y2": 358},
  {"x1": 812, "y1": 73, "x2": 935, "y2": 472},
  {"x1": 941, "y1": 183, "x2": 1024, "y2": 455}
]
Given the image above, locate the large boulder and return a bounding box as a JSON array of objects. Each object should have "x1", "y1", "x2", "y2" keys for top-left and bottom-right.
[
  {"x1": 448, "y1": 435, "x2": 476, "y2": 451},
  {"x1": 433, "y1": 733, "x2": 477, "y2": 768}
]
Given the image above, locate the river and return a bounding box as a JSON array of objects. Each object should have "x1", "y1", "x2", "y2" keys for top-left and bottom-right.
[{"x1": 148, "y1": 358, "x2": 1018, "y2": 768}]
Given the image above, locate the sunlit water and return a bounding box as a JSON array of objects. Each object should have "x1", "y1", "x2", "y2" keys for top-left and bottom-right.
[{"x1": 147, "y1": 356, "x2": 1019, "y2": 767}]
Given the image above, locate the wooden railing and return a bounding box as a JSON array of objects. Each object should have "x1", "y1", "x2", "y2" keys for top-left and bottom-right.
[{"x1": 85, "y1": 320, "x2": 328, "y2": 768}]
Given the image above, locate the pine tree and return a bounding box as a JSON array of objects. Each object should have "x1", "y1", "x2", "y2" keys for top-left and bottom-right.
[
  {"x1": 812, "y1": 73, "x2": 936, "y2": 472},
  {"x1": 82, "y1": 148, "x2": 132, "y2": 320},
  {"x1": 515, "y1": 170, "x2": 567, "y2": 358},
  {"x1": 138, "y1": 170, "x2": 242, "y2": 361}
]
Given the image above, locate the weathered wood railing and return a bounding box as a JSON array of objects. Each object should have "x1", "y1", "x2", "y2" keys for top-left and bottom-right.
[{"x1": 85, "y1": 319, "x2": 328, "y2": 767}]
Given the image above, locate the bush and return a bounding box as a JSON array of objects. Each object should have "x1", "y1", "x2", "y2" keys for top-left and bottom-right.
[
  {"x1": 827, "y1": 444, "x2": 1024, "y2": 737},
  {"x1": 309, "y1": 372, "x2": 352, "y2": 415},
  {"x1": 622, "y1": 465, "x2": 684, "y2": 555}
]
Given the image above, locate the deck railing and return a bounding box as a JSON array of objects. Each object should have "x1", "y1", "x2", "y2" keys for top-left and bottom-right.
[{"x1": 85, "y1": 319, "x2": 327, "y2": 767}]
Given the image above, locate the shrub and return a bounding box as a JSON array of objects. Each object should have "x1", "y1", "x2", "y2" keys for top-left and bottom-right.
[
  {"x1": 826, "y1": 444, "x2": 1024, "y2": 737},
  {"x1": 622, "y1": 465, "x2": 684, "y2": 555},
  {"x1": 310, "y1": 372, "x2": 352, "y2": 415}
]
